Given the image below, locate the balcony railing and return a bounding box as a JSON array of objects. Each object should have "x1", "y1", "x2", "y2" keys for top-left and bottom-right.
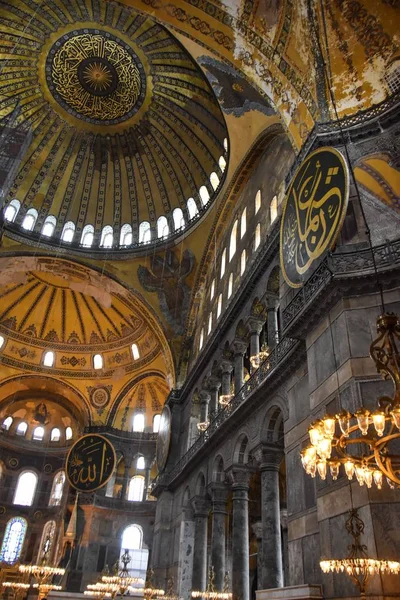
[{"x1": 84, "y1": 425, "x2": 158, "y2": 442}]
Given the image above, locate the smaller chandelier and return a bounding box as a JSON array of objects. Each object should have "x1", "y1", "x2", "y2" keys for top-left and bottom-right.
[
  {"x1": 100, "y1": 550, "x2": 144, "y2": 597},
  {"x1": 197, "y1": 421, "x2": 209, "y2": 432},
  {"x1": 250, "y1": 343, "x2": 270, "y2": 370},
  {"x1": 191, "y1": 567, "x2": 232, "y2": 600},
  {"x1": 219, "y1": 394, "x2": 233, "y2": 406},
  {"x1": 143, "y1": 567, "x2": 165, "y2": 599}
]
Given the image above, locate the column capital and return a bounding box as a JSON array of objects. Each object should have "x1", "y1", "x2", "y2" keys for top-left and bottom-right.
[
  {"x1": 252, "y1": 521, "x2": 263, "y2": 540},
  {"x1": 199, "y1": 389, "x2": 211, "y2": 404},
  {"x1": 191, "y1": 495, "x2": 209, "y2": 517},
  {"x1": 253, "y1": 444, "x2": 284, "y2": 471},
  {"x1": 220, "y1": 360, "x2": 233, "y2": 374},
  {"x1": 207, "y1": 375, "x2": 221, "y2": 392},
  {"x1": 208, "y1": 482, "x2": 229, "y2": 512},
  {"x1": 228, "y1": 465, "x2": 252, "y2": 489},
  {"x1": 246, "y1": 317, "x2": 264, "y2": 336},
  {"x1": 232, "y1": 339, "x2": 248, "y2": 356}
]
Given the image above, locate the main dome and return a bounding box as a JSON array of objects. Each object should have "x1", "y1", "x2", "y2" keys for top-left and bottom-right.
[{"x1": 0, "y1": 0, "x2": 228, "y2": 253}]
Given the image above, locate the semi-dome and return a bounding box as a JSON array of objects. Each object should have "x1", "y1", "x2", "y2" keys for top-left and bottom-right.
[{"x1": 0, "y1": 0, "x2": 228, "y2": 253}]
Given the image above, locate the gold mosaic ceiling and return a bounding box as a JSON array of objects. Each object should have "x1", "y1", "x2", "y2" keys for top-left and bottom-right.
[{"x1": 0, "y1": 0, "x2": 227, "y2": 247}]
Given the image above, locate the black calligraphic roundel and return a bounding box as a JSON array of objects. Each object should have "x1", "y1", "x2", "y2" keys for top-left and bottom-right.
[
  {"x1": 66, "y1": 434, "x2": 116, "y2": 492},
  {"x1": 156, "y1": 405, "x2": 172, "y2": 472},
  {"x1": 280, "y1": 147, "x2": 349, "y2": 288}
]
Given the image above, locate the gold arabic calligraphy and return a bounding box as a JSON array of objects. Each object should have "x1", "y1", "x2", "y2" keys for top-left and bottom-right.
[{"x1": 67, "y1": 435, "x2": 115, "y2": 491}]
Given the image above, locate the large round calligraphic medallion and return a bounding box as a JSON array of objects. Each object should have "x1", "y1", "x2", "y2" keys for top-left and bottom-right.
[
  {"x1": 156, "y1": 405, "x2": 172, "y2": 472},
  {"x1": 66, "y1": 434, "x2": 116, "y2": 492},
  {"x1": 280, "y1": 147, "x2": 349, "y2": 288},
  {"x1": 46, "y1": 30, "x2": 145, "y2": 125}
]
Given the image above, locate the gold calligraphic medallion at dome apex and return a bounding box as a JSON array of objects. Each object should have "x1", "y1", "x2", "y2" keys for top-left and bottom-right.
[
  {"x1": 66, "y1": 434, "x2": 116, "y2": 492},
  {"x1": 280, "y1": 147, "x2": 349, "y2": 288}
]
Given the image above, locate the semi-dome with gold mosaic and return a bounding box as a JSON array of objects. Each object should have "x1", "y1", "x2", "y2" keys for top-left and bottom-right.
[{"x1": 0, "y1": 0, "x2": 228, "y2": 253}]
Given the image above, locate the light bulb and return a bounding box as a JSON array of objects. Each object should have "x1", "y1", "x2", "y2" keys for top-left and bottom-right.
[
  {"x1": 337, "y1": 410, "x2": 351, "y2": 437},
  {"x1": 355, "y1": 408, "x2": 370, "y2": 435},
  {"x1": 386, "y1": 477, "x2": 396, "y2": 489},
  {"x1": 355, "y1": 464, "x2": 365, "y2": 485},
  {"x1": 364, "y1": 468, "x2": 373, "y2": 488},
  {"x1": 317, "y1": 460, "x2": 327, "y2": 480},
  {"x1": 373, "y1": 470, "x2": 383, "y2": 489},
  {"x1": 344, "y1": 459, "x2": 355, "y2": 480},
  {"x1": 301, "y1": 446, "x2": 317, "y2": 473},
  {"x1": 308, "y1": 420, "x2": 323, "y2": 446},
  {"x1": 317, "y1": 437, "x2": 332, "y2": 460},
  {"x1": 308, "y1": 461, "x2": 317, "y2": 478},
  {"x1": 390, "y1": 406, "x2": 400, "y2": 430},
  {"x1": 329, "y1": 461, "x2": 340, "y2": 480},
  {"x1": 372, "y1": 410, "x2": 386, "y2": 436},
  {"x1": 323, "y1": 415, "x2": 336, "y2": 438}
]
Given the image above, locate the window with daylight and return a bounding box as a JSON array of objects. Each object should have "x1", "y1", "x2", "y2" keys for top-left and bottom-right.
[
  {"x1": 33, "y1": 426, "x2": 44, "y2": 441},
  {"x1": 51, "y1": 428, "x2": 61, "y2": 442},
  {"x1": 199, "y1": 186, "x2": 210, "y2": 206},
  {"x1": 240, "y1": 208, "x2": 247, "y2": 238},
  {"x1": 0, "y1": 517, "x2": 27, "y2": 564},
  {"x1": 229, "y1": 220, "x2": 238, "y2": 262},
  {"x1": 119, "y1": 524, "x2": 148, "y2": 581},
  {"x1": 49, "y1": 472, "x2": 65, "y2": 506},
  {"x1": 255, "y1": 190, "x2": 261, "y2": 214},
  {"x1": 61, "y1": 221, "x2": 75, "y2": 243},
  {"x1": 208, "y1": 312, "x2": 212, "y2": 334},
  {"x1": 13, "y1": 471, "x2": 38, "y2": 506},
  {"x1": 199, "y1": 329, "x2": 204, "y2": 351},
  {"x1": 41, "y1": 215, "x2": 56, "y2": 237},
  {"x1": 16, "y1": 422, "x2": 27, "y2": 436},
  {"x1": 223, "y1": 138, "x2": 228, "y2": 152},
  {"x1": 132, "y1": 413, "x2": 145, "y2": 433},
  {"x1": 131, "y1": 344, "x2": 140, "y2": 360},
  {"x1": 187, "y1": 198, "x2": 198, "y2": 219},
  {"x1": 173, "y1": 208, "x2": 185, "y2": 231},
  {"x1": 219, "y1": 155, "x2": 226, "y2": 172},
  {"x1": 210, "y1": 279, "x2": 215, "y2": 300},
  {"x1": 139, "y1": 221, "x2": 151, "y2": 244},
  {"x1": 153, "y1": 414, "x2": 161, "y2": 433},
  {"x1": 93, "y1": 354, "x2": 103, "y2": 370},
  {"x1": 157, "y1": 216, "x2": 169, "y2": 239},
  {"x1": 220, "y1": 249, "x2": 226, "y2": 278},
  {"x1": 254, "y1": 223, "x2": 261, "y2": 251},
  {"x1": 121, "y1": 524, "x2": 143, "y2": 550},
  {"x1": 217, "y1": 294, "x2": 222, "y2": 318},
  {"x1": 43, "y1": 351, "x2": 55, "y2": 367},
  {"x1": 0, "y1": 335, "x2": 4, "y2": 349},
  {"x1": 65, "y1": 426, "x2": 73, "y2": 441},
  {"x1": 4, "y1": 199, "x2": 20, "y2": 222},
  {"x1": 210, "y1": 172, "x2": 220, "y2": 191},
  {"x1": 270, "y1": 195, "x2": 278, "y2": 224},
  {"x1": 241, "y1": 249, "x2": 246, "y2": 275},
  {"x1": 136, "y1": 456, "x2": 145, "y2": 470},
  {"x1": 38, "y1": 521, "x2": 56, "y2": 563},
  {"x1": 127, "y1": 476, "x2": 145, "y2": 501},
  {"x1": 81, "y1": 224, "x2": 94, "y2": 247},
  {"x1": 100, "y1": 225, "x2": 113, "y2": 248},
  {"x1": 120, "y1": 224, "x2": 133, "y2": 246},
  {"x1": 22, "y1": 208, "x2": 38, "y2": 231},
  {"x1": 228, "y1": 273, "x2": 233, "y2": 299},
  {"x1": 2, "y1": 416, "x2": 13, "y2": 431}
]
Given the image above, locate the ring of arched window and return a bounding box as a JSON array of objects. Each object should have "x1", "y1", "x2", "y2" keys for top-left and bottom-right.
[
  {"x1": 173, "y1": 208, "x2": 185, "y2": 231},
  {"x1": 21, "y1": 208, "x2": 38, "y2": 231},
  {"x1": 187, "y1": 198, "x2": 198, "y2": 220},
  {"x1": 152, "y1": 414, "x2": 161, "y2": 433},
  {"x1": 65, "y1": 426, "x2": 73, "y2": 441},
  {"x1": 4, "y1": 199, "x2": 20, "y2": 222},
  {"x1": 16, "y1": 422, "x2": 28, "y2": 436},
  {"x1": 41, "y1": 215, "x2": 56, "y2": 237},
  {"x1": 43, "y1": 351, "x2": 55, "y2": 367},
  {"x1": 131, "y1": 344, "x2": 140, "y2": 360},
  {"x1": 210, "y1": 172, "x2": 220, "y2": 191},
  {"x1": 33, "y1": 426, "x2": 44, "y2": 441},
  {"x1": 139, "y1": 221, "x2": 151, "y2": 244},
  {"x1": 199, "y1": 186, "x2": 210, "y2": 206},
  {"x1": 81, "y1": 224, "x2": 94, "y2": 247},
  {"x1": 93, "y1": 354, "x2": 103, "y2": 370},
  {"x1": 61, "y1": 221, "x2": 75, "y2": 243},
  {"x1": 120, "y1": 224, "x2": 133, "y2": 246},
  {"x1": 132, "y1": 413, "x2": 145, "y2": 433},
  {"x1": 2, "y1": 416, "x2": 13, "y2": 431},
  {"x1": 13, "y1": 471, "x2": 38, "y2": 506}
]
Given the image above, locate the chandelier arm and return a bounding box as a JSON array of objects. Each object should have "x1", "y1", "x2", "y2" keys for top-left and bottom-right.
[{"x1": 373, "y1": 451, "x2": 400, "y2": 485}]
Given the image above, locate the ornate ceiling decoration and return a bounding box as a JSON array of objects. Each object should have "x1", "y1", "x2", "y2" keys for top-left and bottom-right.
[
  {"x1": 111, "y1": 376, "x2": 171, "y2": 428},
  {"x1": 0, "y1": 0, "x2": 227, "y2": 249}
]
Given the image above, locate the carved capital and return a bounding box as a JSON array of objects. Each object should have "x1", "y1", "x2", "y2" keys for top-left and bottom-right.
[
  {"x1": 253, "y1": 444, "x2": 284, "y2": 471},
  {"x1": 228, "y1": 465, "x2": 251, "y2": 489},
  {"x1": 199, "y1": 389, "x2": 211, "y2": 404},
  {"x1": 232, "y1": 339, "x2": 248, "y2": 356},
  {"x1": 252, "y1": 521, "x2": 263, "y2": 540},
  {"x1": 208, "y1": 482, "x2": 229, "y2": 512},
  {"x1": 207, "y1": 375, "x2": 221, "y2": 392},
  {"x1": 246, "y1": 317, "x2": 264, "y2": 336},
  {"x1": 191, "y1": 494, "x2": 209, "y2": 517},
  {"x1": 220, "y1": 360, "x2": 233, "y2": 375}
]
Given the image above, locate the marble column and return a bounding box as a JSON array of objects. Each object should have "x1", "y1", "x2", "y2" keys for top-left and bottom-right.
[
  {"x1": 247, "y1": 318, "x2": 264, "y2": 371},
  {"x1": 231, "y1": 466, "x2": 251, "y2": 600},
  {"x1": 210, "y1": 483, "x2": 229, "y2": 590},
  {"x1": 208, "y1": 376, "x2": 221, "y2": 419},
  {"x1": 252, "y1": 521, "x2": 263, "y2": 591},
  {"x1": 256, "y1": 445, "x2": 284, "y2": 589},
  {"x1": 232, "y1": 340, "x2": 248, "y2": 394},
  {"x1": 220, "y1": 360, "x2": 233, "y2": 396},
  {"x1": 142, "y1": 466, "x2": 151, "y2": 501},
  {"x1": 191, "y1": 495, "x2": 209, "y2": 591},
  {"x1": 267, "y1": 307, "x2": 279, "y2": 348},
  {"x1": 121, "y1": 462, "x2": 131, "y2": 500},
  {"x1": 199, "y1": 389, "x2": 211, "y2": 424}
]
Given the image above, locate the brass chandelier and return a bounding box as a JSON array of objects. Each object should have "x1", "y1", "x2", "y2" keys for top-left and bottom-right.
[
  {"x1": 301, "y1": 312, "x2": 400, "y2": 489},
  {"x1": 191, "y1": 567, "x2": 232, "y2": 599}
]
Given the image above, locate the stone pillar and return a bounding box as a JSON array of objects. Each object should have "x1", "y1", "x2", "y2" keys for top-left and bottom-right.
[
  {"x1": 199, "y1": 390, "x2": 211, "y2": 424},
  {"x1": 208, "y1": 376, "x2": 221, "y2": 419},
  {"x1": 232, "y1": 340, "x2": 248, "y2": 394},
  {"x1": 142, "y1": 466, "x2": 151, "y2": 501},
  {"x1": 255, "y1": 445, "x2": 284, "y2": 589},
  {"x1": 247, "y1": 318, "x2": 264, "y2": 370},
  {"x1": 121, "y1": 462, "x2": 131, "y2": 500},
  {"x1": 220, "y1": 360, "x2": 233, "y2": 396},
  {"x1": 191, "y1": 496, "x2": 209, "y2": 591},
  {"x1": 230, "y1": 467, "x2": 251, "y2": 600},
  {"x1": 252, "y1": 521, "x2": 263, "y2": 590},
  {"x1": 281, "y1": 509, "x2": 288, "y2": 586},
  {"x1": 210, "y1": 483, "x2": 229, "y2": 590}
]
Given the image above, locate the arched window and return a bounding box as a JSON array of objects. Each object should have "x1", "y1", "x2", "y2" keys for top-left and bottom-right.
[
  {"x1": 241, "y1": 249, "x2": 246, "y2": 275},
  {"x1": 100, "y1": 225, "x2": 113, "y2": 248},
  {"x1": 210, "y1": 279, "x2": 215, "y2": 300},
  {"x1": 228, "y1": 273, "x2": 233, "y2": 299},
  {"x1": 121, "y1": 524, "x2": 143, "y2": 551},
  {"x1": 254, "y1": 223, "x2": 261, "y2": 251},
  {"x1": 270, "y1": 195, "x2": 278, "y2": 224},
  {"x1": 217, "y1": 294, "x2": 222, "y2": 318},
  {"x1": 153, "y1": 414, "x2": 161, "y2": 433},
  {"x1": 0, "y1": 335, "x2": 4, "y2": 349},
  {"x1": 127, "y1": 476, "x2": 145, "y2": 501},
  {"x1": 120, "y1": 224, "x2": 133, "y2": 246},
  {"x1": 2, "y1": 416, "x2": 13, "y2": 431},
  {"x1": 38, "y1": 521, "x2": 56, "y2": 563},
  {"x1": 119, "y1": 524, "x2": 148, "y2": 581},
  {"x1": 4, "y1": 199, "x2": 20, "y2": 222},
  {"x1": 41, "y1": 215, "x2": 56, "y2": 237},
  {"x1": 61, "y1": 221, "x2": 75, "y2": 243},
  {"x1": 157, "y1": 216, "x2": 169, "y2": 239},
  {"x1": 199, "y1": 329, "x2": 204, "y2": 351},
  {"x1": 13, "y1": 471, "x2": 38, "y2": 506},
  {"x1": 187, "y1": 198, "x2": 198, "y2": 219},
  {"x1": 210, "y1": 172, "x2": 219, "y2": 191},
  {"x1": 219, "y1": 156, "x2": 226, "y2": 172},
  {"x1": 49, "y1": 472, "x2": 65, "y2": 506},
  {"x1": 241, "y1": 208, "x2": 246, "y2": 238},
  {"x1": 229, "y1": 220, "x2": 238, "y2": 261},
  {"x1": 220, "y1": 249, "x2": 226, "y2": 278},
  {"x1": 0, "y1": 517, "x2": 27, "y2": 564},
  {"x1": 139, "y1": 221, "x2": 151, "y2": 244},
  {"x1": 136, "y1": 456, "x2": 145, "y2": 470},
  {"x1": 173, "y1": 208, "x2": 185, "y2": 231},
  {"x1": 208, "y1": 312, "x2": 212, "y2": 334},
  {"x1": 43, "y1": 351, "x2": 55, "y2": 367},
  {"x1": 223, "y1": 138, "x2": 228, "y2": 152},
  {"x1": 21, "y1": 208, "x2": 38, "y2": 231},
  {"x1": 255, "y1": 190, "x2": 261, "y2": 214},
  {"x1": 33, "y1": 426, "x2": 44, "y2": 441},
  {"x1": 16, "y1": 422, "x2": 28, "y2": 436},
  {"x1": 132, "y1": 413, "x2": 145, "y2": 433},
  {"x1": 81, "y1": 224, "x2": 94, "y2": 247},
  {"x1": 65, "y1": 426, "x2": 73, "y2": 441},
  {"x1": 93, "y1": 354, "x2": 103, "y2": 370},
  {"x1": 199, "y1": 186, "x2": 210, "y2": 206},
  {"x1": 131, "y1": 344, "x2": 140, "y2": 360},
  {"x1": 51, "y1": 428, "x2": 61, "y2": 442}
]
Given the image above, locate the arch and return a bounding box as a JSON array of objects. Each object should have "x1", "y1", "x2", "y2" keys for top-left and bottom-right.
[
  {"x1": 0, "y1": 517, "x2": 27, "y2": 563},
  {"x1": 229, "y1": 220, "x2": 238, "y2": 261},
  {"x1": 81, "y1": 224, "x2": 94, "y2": 247},
  {"x1": 65, "y1": 426, "x2": 73, "y2": 440},
  {"x1": 43, "y1": 350, "x2": 55, "y2": 367},
  {"x1": 270, "y1": 195, "x2": 278, "y2": 224},
  {"x1": 4, "y1": 199, "x2": 20, "y2": 222},
  {"x1": 120, "y1": 223, "x2": 133, "y2": 246},
  {"x1": 255, "y1": 190, "x2": 261, "y2": 214},
  {"x1": 173, "y1": 208, "x2": 185, "y2": 231},
  {"x1": 16, "y1": 421, "x2": 28, "y2": 436},
  {"x1": 61, "y1": 221, "x2": 75, "y2": 243},
  {"x1": 33, "y1": 426, "x2": 44, "y2": 441},
  {"x1": 157, "y1": 215, "x2": 169, "y2": 239},
  {"x1": 139, "y1": 221, "x2": 151, "y2": 244},
  {"x1": 41, "y1": 215, "x2": 56, "y2": 237},
  {"x1": 21, "y1": 208, "x2": 38, "y2": 231},
  {"x1": 267, "y1": 265, "x2": 280, "y2": 294},
  {"x1": 121, "y1": 524, "x2": 143, "y2": 551},
  {"x1": 260, "y1": 403, "x2": 286, "y2": 445},
  {"x1": 233, "y1": 434, "x2": 250, "y2": 465},
  {"x1": 208, "y1": 312, "x2": 212, "y2": 334},
  {"x1": 2, "y1": 416, "x2": 13, "y2": 431},
  {"x1": 199, "y1": 185, "x2": 210, "y2": 206},
  {"x1": 187, "y1": 197, "x2": 198, "y2": 219},
  {"x1": 240, "y1": 249, "x2": 246, "y2": 275},
  {"x1": 132, "y1": 413, "x2": 145, "y2": 432},
  {"x1": 195, "y1": 472, "x2": 206, "y2": 496},
  {"x1": 100, "y1": 225, "x2": 113, "y2": 248},
  {"x1": 210, "y1": 172, "x2": 220, "y2": 190},
  {"x1": 51, "y1": 427, "x2": 61, "y2": 442},
  {"x1": 127, "y1": 475, "x2": 145, "y2": 501},
  {"x1": 227, "y1": 273, "x2": 233, "y2": 299},
  {"x1": 93, "y1": 354, "x2": 103, "y2": 370},
  {"x1": 220, "y1": 248, "x2": 226, "y2": 278},
  {"x1": 223, "y1": 138, "x2": 228, "y2": 152},
  {"x1": 385, "y1": 58, "x2": 400, "y2": 94},
  {"x1": 153, "y1": 413, "x2": 161, "y2": 433},
  {"x1": 254, "y1": 222, "x2": 261, "y2": 250},
  {"x1": 13, "y1": 471, "x2": 38, "y2": 506},
  {"x1": 210, "y1": 278, "x2": 215, "y2": 300},
  {"x1": 217, "y1": 294, "x2": 222, "y2": 318},
  {"x1": 213, "y1": 456, "x2": 225, "y2": 483},
  {"x1": 49, "y1": 471, "x2": 65, "y2": 506},
  {"x1": 199, "y1": 328, "x2": 204, "y2": 351},
  {"x1": 0, "y1": 334, "x2": 4, "y2": 349},
  {"x1": 37, "y1": 520, "x2": 56, "y2": 563}
]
